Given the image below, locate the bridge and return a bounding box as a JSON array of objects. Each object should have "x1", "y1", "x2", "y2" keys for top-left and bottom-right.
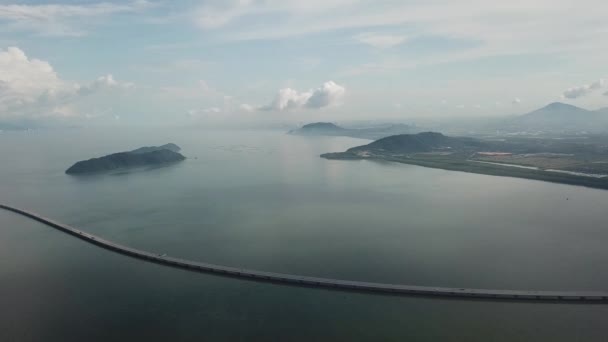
[{"x1": 2, "y1": 203, "x2": 607, "y2": 302}]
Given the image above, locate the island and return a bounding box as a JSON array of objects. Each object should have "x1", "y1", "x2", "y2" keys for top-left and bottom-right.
[
  {"x1": 289, "y1": 122, "x2": 414, "y2": 140},
  {"x1": 321, "y1": 132, "x2": 608, "y2": 190},
  {"x1": 65, "y1": 143, "x2": 185, "y2": 174}
]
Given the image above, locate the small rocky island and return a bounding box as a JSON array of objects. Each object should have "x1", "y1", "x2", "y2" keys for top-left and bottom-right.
[{"x1": 65, "y1": 143, "x2": 185, "y2": 174}]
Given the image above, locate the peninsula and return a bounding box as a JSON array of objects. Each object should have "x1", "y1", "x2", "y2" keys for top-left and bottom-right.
[{"x1": 321, "y1": 132, "x2": 608, "y2": 190}]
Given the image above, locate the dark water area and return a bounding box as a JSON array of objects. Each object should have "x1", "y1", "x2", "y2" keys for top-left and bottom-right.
[{"x1": 1, "y1": 127, "x2": 608, "y2": 341}]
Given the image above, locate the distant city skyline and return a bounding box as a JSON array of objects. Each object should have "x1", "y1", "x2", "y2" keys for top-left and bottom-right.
[{"x1": 1, "y1": 0, "x2": 607, "y2": 125}]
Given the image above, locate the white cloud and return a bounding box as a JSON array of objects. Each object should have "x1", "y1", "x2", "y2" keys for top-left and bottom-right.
[
  {"x1": 563, "y1": 86, "x2": 592, "y2": 99},
  {"x1": 562, "y1": 78, "x2": 605, "y2": 99},
  {"x1": 262, "y1": 88, "x2": 310, "y2": 111},
  {"x1": 239, "y1": 103, "x2": 255, "y2": 112},
  {"x1": 191, "y1": 0, "x2": 608, "y2": 73},
  {"x1": 260, "y1": 81, "x2": 345, "y2": 111},
  {"x1": 0, "y1": 1, "x2": 152, "y2": 36},
  {"x1": 78, "y1": 74, "x2": 133, "y2": 96},
  {"x1": 0, "y1": 47, "x2": 129, "y2": 120},
  {"x1": 195, "y1": 0, "x2": 357, "y2": 29},
  {"x1": 512, "y1": 97, "x2": 521, "y2": 105},
  {"x1": 187, "y1": 107, "x2": 223, "y2": 119},
  {"x1": 195, "y1": 0, "x2": 254, "y2": 29},
  {"x1": 590, "y1": 79, "x2": 605, "y2": 90},
  {"x1": 204, "y1": 107, "x2": 221, "y2": 113},
  {"x1": 354, "y1": 32, "x2": 407, "y2": 49},
  {"x1": 305, "y1": 81, "x2": 346, "y2": 109}
]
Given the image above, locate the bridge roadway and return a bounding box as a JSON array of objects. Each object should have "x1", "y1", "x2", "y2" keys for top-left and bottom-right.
[{"x1": 2, "y1": 203, "x2": 608, "y2": 302}]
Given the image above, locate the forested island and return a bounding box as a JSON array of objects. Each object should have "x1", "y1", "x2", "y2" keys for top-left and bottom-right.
[{"x1": 66, "y1": 143, "x2": 185, "y2": 174}]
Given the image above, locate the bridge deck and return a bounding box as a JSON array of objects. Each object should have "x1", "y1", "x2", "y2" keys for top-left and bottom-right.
[{"x1": 2, "y1": 203, "x2": 607, "y2": 302}]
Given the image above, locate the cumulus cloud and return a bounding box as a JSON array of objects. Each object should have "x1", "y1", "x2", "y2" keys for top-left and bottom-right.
[
  {"x1": 78, "y1": 74, "x2": 133, "y2": 96},
  {"x1": 590, "y1": 79, "x2": 605, "y2": 89},
  {"x1": 0, "y1": 47, "x2": 130, "y2": 120},
  {"x1": 562, "y1": 79, "x2": 605, "y2": 99},
  {"x1": 239, "y1": 103, "x2": 255, "y2": 112},
  {"x1": 354, "y1": 32, "x2": 407, "y2": 49},
  {"x1": 305, "y1": 81, "x2": 346, "y2": 108},
  {"x1": 563, "y1": 86, "x2": 592, "y2": 99},
  {"x1": 260, "y1": 81, "x2": 345, "y2": 111},
  {"x1": 261, "y1": 88, "x2": 310, "y2": 111}
]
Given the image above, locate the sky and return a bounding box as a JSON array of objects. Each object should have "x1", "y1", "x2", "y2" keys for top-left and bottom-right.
[{"x1": 0, "y1": 0, "x2": 607, "y2": 126}]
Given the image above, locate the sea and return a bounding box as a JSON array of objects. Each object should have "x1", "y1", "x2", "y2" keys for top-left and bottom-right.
[{"x1": 1, "y1": 127, "x2": 608, "y2": 341}]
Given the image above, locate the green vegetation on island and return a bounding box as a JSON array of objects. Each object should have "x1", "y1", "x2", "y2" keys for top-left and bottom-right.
[{"x1": 65, "y1": 143, "x2": 185, "y2": 174}]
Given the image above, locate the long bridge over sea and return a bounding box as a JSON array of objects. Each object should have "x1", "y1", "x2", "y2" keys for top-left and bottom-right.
[{"x1": 2, "y1": 203, "x2": 607, "y2": 302}]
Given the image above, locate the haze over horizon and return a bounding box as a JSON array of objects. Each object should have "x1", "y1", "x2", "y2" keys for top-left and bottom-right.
[{"x1": 1, "y1": 0, "x2": 608, "y2": 127}]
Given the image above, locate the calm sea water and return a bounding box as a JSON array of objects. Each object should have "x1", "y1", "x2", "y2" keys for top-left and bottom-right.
[{"x1": 1, "y1": 127, "x2": 608, "y2": 341}]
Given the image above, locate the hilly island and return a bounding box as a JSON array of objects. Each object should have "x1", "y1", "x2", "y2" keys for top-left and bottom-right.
[
  {"x1": 288, "y1": 122, "x2": 414, "y2": 140},
  {"x1": 66, "y1": 143, "x2": 185, "y2": 174},
  {"x1": 321, "y1": 132, "x2": 608, "y2": 190}
]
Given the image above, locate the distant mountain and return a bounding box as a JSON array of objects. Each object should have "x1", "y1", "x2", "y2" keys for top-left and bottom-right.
[
  {"x1": 502, "y1": 102, "x2": 608, "y2": 133},
  {"x1": 289, "y1": 122, "x2": 414, "y2": 140},
  {"x1": 289, "y1": 122, "x2": 345, "y2": 135},
  {"x1": 520, "y1": 102, "x2": 595, "y2": 121},
  {"x1": 66, "y1": 144, "x2": 185, "y2": 174}
]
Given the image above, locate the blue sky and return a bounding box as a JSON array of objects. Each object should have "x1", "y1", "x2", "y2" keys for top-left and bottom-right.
[{"x1": 1, "y1": 0, "x2": 607, "y2": 126}]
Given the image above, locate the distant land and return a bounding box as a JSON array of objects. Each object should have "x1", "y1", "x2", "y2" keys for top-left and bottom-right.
[
  {"x1": 65, "y1": 143, "x2": 185, "y2": 174},
  {"x1": 322, "y1": 132, "x2": 608, "y2": 190},
  {"x1": 288, "y1": 102, "x2": 608, "y2": 139},
  {"x1": 498, "y1": 102, "x2": 608, "y2": 134},
  {"x1": 0, "y1": 122, "x2": 38, "y2": 131},
  {"x1": 288, "y1": 122, "x2": 414, "y2": 140}
]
